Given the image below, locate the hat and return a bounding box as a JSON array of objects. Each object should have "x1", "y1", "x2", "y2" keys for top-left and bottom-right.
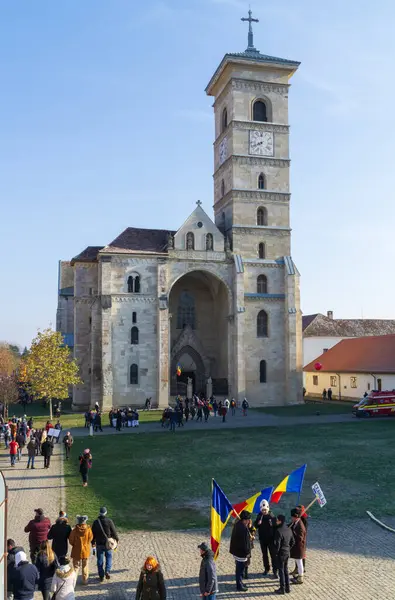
[
  {"x1": 76, "y1": 515, "x2": 88, "y2": 524},
  {"x1": 35, "y1": 508, "x2": 44, "y2": 516},
  {"x1": 15, "y1": 551, "x2": 27, "y2": 566},
  {"x1": 260, "y1": 500, "x2": 270, "y2": 511},
  {"x1": 290, "y1": 508, "x2": 300, "y2": 518},
  {"x1": 198, "y1": 542, "x2": 209, "y2": 552},
  {"x1": 239, "y1": 510, "x2": 251, "y2": 520},
  {"x1": 99, "y1": 507, "x2": 107, "y2": 516}
]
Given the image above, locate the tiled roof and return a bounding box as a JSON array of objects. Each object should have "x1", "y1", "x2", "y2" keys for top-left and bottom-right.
[
  {"x1": 303, "y1": 313, "x2": 395, "y2": 337},
  {"x1": 103, "y1": 227, "x2": 176, "y2": 255},
  {"x1": 304, "y1": 335, "x2": 395, "y2": 374},
  {"x1": 71, "y1": 246, "x2": 104, "y2": 264}
]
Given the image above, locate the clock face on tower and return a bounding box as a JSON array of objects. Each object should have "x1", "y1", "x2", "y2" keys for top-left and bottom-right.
[
  {"x1": 249, "y1": 130, "x2": 274, "y2": 156},
  {"x1": 219, "y1": 136, "x2": 228, "y2": 165}
]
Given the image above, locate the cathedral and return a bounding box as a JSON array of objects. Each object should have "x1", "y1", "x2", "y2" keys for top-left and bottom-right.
[{"x1": 57, "y1": 13, "x2": 303, "y2": 409}]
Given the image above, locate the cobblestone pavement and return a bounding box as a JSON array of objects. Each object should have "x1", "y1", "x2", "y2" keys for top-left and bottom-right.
[
  {"x1": 2, "y1": 439, "x2": 395, "y2": 599},
  {"x1": 71, "y1": 409, "x2": 358, "y2": 438}
]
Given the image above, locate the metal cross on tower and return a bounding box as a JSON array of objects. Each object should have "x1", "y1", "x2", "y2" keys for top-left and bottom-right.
[{"x1": 241, "y1": 9, "x2": 259, "y2": 52}]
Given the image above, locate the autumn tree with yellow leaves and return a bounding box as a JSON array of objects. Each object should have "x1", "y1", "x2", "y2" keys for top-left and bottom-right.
[{"x1": 23, "y1": 329, "x2": 81, "y2": 419}]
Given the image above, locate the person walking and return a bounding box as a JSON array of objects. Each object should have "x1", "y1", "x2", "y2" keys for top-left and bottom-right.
[
  {"x1": 221, "y1": 404, "x2": 227, "y2": 423},
  {"x1": 327, "y1": 387, "x2": 332, "y2": 401},
  {"x1": 230, "y1": 399, "x2": 236, "y2": 416},
  {"x1": 203, "y1": 403, "x2": 210, "y2": 422},
  {"x1": 212, "y1": 399, "x2": 218, "y2": 417},
  {"x1": 41, "y1": 437, "x2": 54, "y2": 469},
  {"x1": 9, "y1": 438, "x2": 19, "y2": 467},
  {"x1": 48, "y1": 511, "x2": 72, "y2": 561},
  {"x1": 169, "y1": 411, "x2": 177, "y2": 432},
  {"x1": 79, "y1": 449, "x2": 92, "y2": 487},
  {"x1": 241, "y1": 398, "x2": 249, "y2": 416},
  {"x1": 15, "y1": 431, "x2": 25, "y2": 461},
  {"x1": 196, "y1": 404, "x2": 203, "y2": 423},
  {"x1": 62, "y1": 432, "x2": 73, "y2": 460},
  {"x1": 273, "y1": 514, "x2": 294, "y2": 595},
  {"x1": 7, "y1": 539, "x2": 24, "y2": 600},
  {"x1": 116, "y1": 411, "x2": 122, "y2": 432},
  {"x1": 26, "y1": 435, "x2": 37, "y2": 470},
  {"x1": 9, "y1": 551, "x2": 39, "y2": 600},
  {"x1": 254, "y1": 500, "x2": 277, "y2": 577},
  {"x1": 91, "y1": 507, "x2": 119, "y2": 582},
  {"x1": 24, "y1": 509, "x2": 51, "y2": 563},
  {"x1": 94, "y1": 412, "x2": 103, "y2": 432},
  {"x1": 68, "y1": 516, "x2": 93, "y2": 585},
  {"x1": 136, "y1": 556, "x2": 166, "y2": 600},
  {"x1": 322, "y1": 388, "x2": 327, "y2": 401},
  {"x1": 50, "y1": 557, "x2": 77, "y2": 600},
  {"x1": 35, "y1": 541, "x2": 58, "y2": 600},
  {"x1": 198, "y1": 542, "x2": 217, "y2": 600},
  {"x1": 229, "y1": 510, "x2": 252, "y2": 592},
  {"x1": 289, "y1": 508, "x2": 306, "y2": 585}
]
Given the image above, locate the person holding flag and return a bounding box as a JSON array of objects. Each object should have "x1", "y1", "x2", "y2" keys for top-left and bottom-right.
[
  {"x1": 210, "y1": 480, "x2": 233, "y2": 560},
  {"x1": 229, "y1": 511, "x2": 252, "y2": 592}
]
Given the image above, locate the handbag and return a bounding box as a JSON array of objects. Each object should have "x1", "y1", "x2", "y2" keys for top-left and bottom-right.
[
  {"x1": 51, "y1": 580, "x2": 65, "y2": 600},
  {"x1": 97, "y1": 518, "x2": 118, "y2": 550}
]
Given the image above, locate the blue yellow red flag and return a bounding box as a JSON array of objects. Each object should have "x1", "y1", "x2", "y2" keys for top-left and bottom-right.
[
  {"x1": 232, "y1": 486, "x2": 274, "y2": 516},
  {"x1": 271, "y1": 464, "x2": 307, "y2": 504},
  {"x1": 211, "y1": 479, "x2": 233, "y2": 560}
]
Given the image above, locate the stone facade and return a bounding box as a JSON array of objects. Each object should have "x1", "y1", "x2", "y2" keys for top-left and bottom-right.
[{"x1": 57, "y1": 41, "x2": 303, "y2": 409}]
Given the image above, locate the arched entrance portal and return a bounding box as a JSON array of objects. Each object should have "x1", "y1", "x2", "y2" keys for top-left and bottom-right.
[{"x1": 169, "y1": 271, "x2": 229, "y2": 398}]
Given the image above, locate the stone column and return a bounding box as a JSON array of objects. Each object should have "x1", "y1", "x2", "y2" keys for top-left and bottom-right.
[
  {"x1": 284, "y1": 259, "x2": 303, "y2": 405},
  {"x1": 101, "y1": 257, "x2": 113, "y2": 409},
  {"x1": 206, "y1": 377, "x2": 213, "y2": 399},
  {"x1": 187, "y1": 377, "x2": 193, "y2": 399},
  {"x1": 233, "y1": 267, "x2": 246, "y2": 401},
  {"x1": 157, "y1": 261, "x2": 169, "y2": 407},
  {"x1": 90, "y1": 297, "x2": 102, "y2": 409}
]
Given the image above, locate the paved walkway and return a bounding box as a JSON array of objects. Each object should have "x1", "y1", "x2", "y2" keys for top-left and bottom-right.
[
  {"x1": 70, "y1": 409, "x2": 358, "y2": 437},
  {"x1": 2, "y1": 430, "x2": 395, "y2": 599}
]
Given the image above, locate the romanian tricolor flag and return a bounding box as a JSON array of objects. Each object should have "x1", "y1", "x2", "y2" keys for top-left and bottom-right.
[
  {"x1": 232, "y1": 486, "x2": 274, "y2": 516},
  {"x1": 271, "y1": 464, "x2": 307, "y2": 504},
  {"x1": 211, "y1": 479, "x2": 233, "y2": 560},
  {"x1": 176, "y1": 365, "x2": 182, "y2": 377}
]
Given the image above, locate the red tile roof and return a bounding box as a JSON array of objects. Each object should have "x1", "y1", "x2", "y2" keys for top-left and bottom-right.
[{"x1": 304, "y1": 334, "x2": 395, "y2": 374}]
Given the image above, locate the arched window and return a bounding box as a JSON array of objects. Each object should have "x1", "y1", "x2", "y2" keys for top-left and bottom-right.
[
  {"x1": 131, "y1": 326, "x2": 139, "y2": 345},
  {"x1": 132, "y1": 312, "x2": 137, "y2": 324},
  {"x1": 260, "y1": 360, "x2": 267, "y2": 383},
  {"x1": 186, "y1": 232, "x2": 194, "y2": 250},
  {"x1": 257, "y1": 310, "x2": 268, "y2": 337},
  {"x1": 222, "y1": 107, "x2": 228, "y2": 132},
  {"x1": 253, "y1": 100, "x2": 268, "y2": 122},
  {"x1": 130, "y1": 364, "x2": 138, "y2": 385},
  {"x1": 127, "y1": 275, "x2": 140, "y2": 293},
  {"x1": 177, "y1": 291, "x2": 195, "y2": 329},
  {"x1": 206, "y1": 233, "x2": 213, "y2": 251},
  {"x1": 257, "y1": 274, "x2": 267, "y2": 294},
  {"x1": 257, "y1": 206, "x2": 267, "y2": 226},
  {"x1": 221, "y1": 179, "x2": 225, "y2": 197},
  {"x1": 258, "y1": 242, "x2": 266, "y2": 259},
  {"x1": 258, "y1": 173, "x2": 265, "y2": 190}
]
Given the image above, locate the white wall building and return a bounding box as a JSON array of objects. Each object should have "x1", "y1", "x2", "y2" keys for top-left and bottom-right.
[{"x1": 304, "y1": 334, "x2": 395, "y2": 400}]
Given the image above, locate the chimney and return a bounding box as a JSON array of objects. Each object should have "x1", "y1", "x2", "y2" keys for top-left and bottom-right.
[{"x1": 327, "y1": 310, "x2": 333, "y2": 320}]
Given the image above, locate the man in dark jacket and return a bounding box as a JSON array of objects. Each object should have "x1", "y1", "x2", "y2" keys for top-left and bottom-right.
[
  {"x1": 198, "y1": 542, "x2": 217, "y2": 599},
  {"x1": 24, "y1": 509, "x2": 51, "y2": 562},
  {"x1": 9, "y1": 551, "x2": 39, "y2": 600},
  {"x1": 91, "y1": 507, "x2": 119, "y2": 582},
  {"x1": 41, "y1": 438, "x2": 54, "y2": 469},
  {"x1": 48, "y1": 511, "x2": 72, "y2": 560},
  {"x1": 254, "y1": 499, "x2": 278, "y2": 577},
  {"x1": 7, "y1": 540, "x2": 24, "y2": 600},
  {"x1": 62, "y1": 432, "x2": 73, "y2": 460},
  {"x1": 274, "y1": 514, "x2": 295, "y2": 595},
  {"x1": 229, "y1": 510, "x2": 252, "y2": 592}
]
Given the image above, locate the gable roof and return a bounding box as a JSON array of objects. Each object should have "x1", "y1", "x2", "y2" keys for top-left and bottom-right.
[
  {"x1": 304, "y1": 334, "x2": 395, "y2": 374},
  {"x1": 71, "y1": 246, "x2": 104, "y2": 265},
  {"x1": 303, "y1": 313, "x2": 395, "y2": 337},
  {"x1": 102, "y1": 227, "x2": 176, "y2": 255}
]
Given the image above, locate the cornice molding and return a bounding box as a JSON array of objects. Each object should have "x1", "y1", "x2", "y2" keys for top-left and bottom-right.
[
  {"x1": 112, "y1": 295, "x2": 157, "y2": 304},
  {"x1": 242, "y1": 261, "x2": 283, "y2": 269},
  {"x1": 213, "y1": 77, "x2": 289, "y2": 108},
  {"x1": 233, "y1": 227, "x2": 290, "y2": 237},
  {"x1": 214, "y1": 189, "x2": 290, "y2": 212},
  {"x1": 233, "y1": 120, "x2": 289, "y2": 134},
  {"x1": 215, "y1": 154, "x2": 290, "y2": 175},
  {"x1": 244, "y1": 293, "x2": 285, "y2": 301},
  {"x1": 233, "y1": 224, "x2": 291, "y2": 232},
  {"x1": 168, "y1": 250, "x2": 227, "y2": 262}
]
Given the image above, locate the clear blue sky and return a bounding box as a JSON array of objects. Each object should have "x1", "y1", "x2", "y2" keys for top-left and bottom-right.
[{"x1": 1, "y1": 0, "x2": 395, "y2": 348}]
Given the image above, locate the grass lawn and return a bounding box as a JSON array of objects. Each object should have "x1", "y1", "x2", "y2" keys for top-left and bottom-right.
[
  {"x1": 254, "y1": 402, "x2": 353, "y2": 417},
  {"x1": 64, "y1": 419, "x2": 395, "y2": 531}
]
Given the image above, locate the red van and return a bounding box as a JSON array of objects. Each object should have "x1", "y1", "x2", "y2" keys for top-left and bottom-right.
[{"x1": 353, "y1": 390, "x2": 395, "y2": 418}]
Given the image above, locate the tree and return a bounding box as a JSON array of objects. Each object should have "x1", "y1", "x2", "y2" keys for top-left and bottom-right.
[
  {"x1": 0, "y1": 344, "x2": 19, "y2": 376},
  {"x1": 23, "y1": 329, "x2": 81, "y2": 419},
  {"x1": 0, "y1": 374, "x2": 19, "y2": 417}
]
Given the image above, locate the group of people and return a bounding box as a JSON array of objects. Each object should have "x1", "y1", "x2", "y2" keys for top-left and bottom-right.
[
  {"x1": 108, "y1": 407, "x2": 140, "y2": 430},
  {"x1": 161, "y1": 396, "x2": 250, "y2": 430},
  {"x1": 8, "y1": 506, "x2": 119, "y2": 600},
  {"x1": 229, "y1": 500, "x2": 308, "y2": 595}
]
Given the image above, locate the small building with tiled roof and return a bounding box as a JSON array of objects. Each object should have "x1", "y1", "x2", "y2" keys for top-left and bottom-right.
[
  {"x1": 304, "y1": 335, "x2": 395, "y2": 400},
  {"x1": 302, "y1": 311, "x2": 395, "y2": 367},
  {"x1": 56, "y1": 15, "x2": 303, "y2": 410}
]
